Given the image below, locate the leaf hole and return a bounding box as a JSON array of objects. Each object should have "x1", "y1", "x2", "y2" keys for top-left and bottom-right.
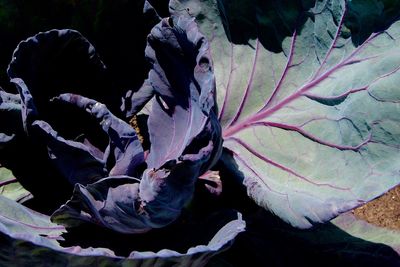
[{"x1": 199, "y1": 57, "x2": 210, "y2": 71}]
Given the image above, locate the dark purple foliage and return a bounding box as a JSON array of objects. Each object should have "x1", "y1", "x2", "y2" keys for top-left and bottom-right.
[
  {"x1": 0, "y1": 10, "x2": 222, "y2": 234},
  {"x1": 52, "y1": 15, "x2": 222, "y2": 233},
  {"x1": 0, "y1": 90, "x2": 21, "y2": 148},
  {"x1": 1, "y1": 0, "x2": 400, "y2": 265}
]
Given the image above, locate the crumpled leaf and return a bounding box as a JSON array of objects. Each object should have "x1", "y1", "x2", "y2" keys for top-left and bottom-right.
[
  {"x1": 30, "y1": 119, "x2": 108, "y2": 185},
  {"x1": 332, "y1": 212, "x2": 400, "y2": 255},
  {"x1": 122, "y1": 79, "x2": 155, "y2": 117},
  {"x1": 0, "y1": 0, "x2": 165, "y2": 102},
  {"x1": 10, "y1": 77, "x2": 108, "y2": 187},
  {"x1": 171, "y1": 0, "x2": 400, "y2": 228},
  {"x1": 0, "y1": 89, "x2": 35, "y2": 202},
  {"x1": 53, "y1": 93, "x2": 145, "y2": 178},
  {"x1": 7, "y1": 28, "x2": 114, "y2": 152},
  {"x1": 0, "y1": 194, "x2": 245, "y2": 266},
  {"x1": 7, "y1": 29, "x2": 109, "y2": 113},
  {"x1": 133, "y1": 14, "x2": 222, "y2": 229},
  {"x1": 0, "y1": 90, "x2": 21, "y2": 148},
  {"x1": 144, "y1": 15, "x2": 221, "y2": 170},
  {"x1": 3, "y1": 28, "x2": 147, "y2": 207},
  {"x1": 51, "y1": 15, "x2": 222, "y2": 233},
  {"x1": 0, "y1": 81, "x2": 72, "y2": 206},
  {"x1": 0, "y1": 29, "x2": 116, "y2": 206},
  {"x1": 121, "y1": 0, "x2": 161, "y2": 116}
]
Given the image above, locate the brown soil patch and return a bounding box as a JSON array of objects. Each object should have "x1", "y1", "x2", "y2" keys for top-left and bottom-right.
[{"x1": 353, "y1": 185, "x2": 400, "y2": 230}]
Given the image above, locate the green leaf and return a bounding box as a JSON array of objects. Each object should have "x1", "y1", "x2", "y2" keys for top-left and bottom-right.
[
  {"x1": 170, "y1": 0, "x2": 400, "y2": 228},
  {"x1": 210, "y1": 210, "x2": 400, "y2": 265},
  {"x1": 0, "y1": 167, "x2": 31, "y2": 202},
  {"x1": 332, "y1": 212, "x2": 400, "y2": 255}
]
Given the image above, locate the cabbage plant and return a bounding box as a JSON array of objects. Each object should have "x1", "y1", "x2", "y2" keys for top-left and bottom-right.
[{"x1": 1, "y1": 0, "x2": 400, "y2": 266}]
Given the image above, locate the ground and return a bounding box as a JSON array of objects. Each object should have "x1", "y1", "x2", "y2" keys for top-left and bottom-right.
[{"x1": 353, "y1": 185, "x2": 400, "y2": 230}]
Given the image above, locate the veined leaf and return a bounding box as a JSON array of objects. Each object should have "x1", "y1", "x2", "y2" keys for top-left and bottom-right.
[{"x1": 171, "y1": 0, "x2": 400, "y2": 228}]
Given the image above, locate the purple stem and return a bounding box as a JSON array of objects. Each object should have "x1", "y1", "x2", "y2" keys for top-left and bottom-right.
[
  {"x1": 218, "y1": 44, "x2": 235, "y2": 120},
  {"x1": 311, "y1": 4, "x2": 347, "y2": 79},
  {"x1": 263, "y1": 30, "x2": 298, "y2": 109},
  {"x1": 0, "y1": 178, "x2": 18, "y2": 187},
  {"x1": 304, "y1": 86, "x2": 367, "y2": 101},
  {"x1": 0, "y1": 213, "x2": 65, "y2": 231},
  {"x1": 228, "y1": 40, "x2": 261, "y2": 127},
  {"x1": 250, "y1": 121, "x2": 372, "y2": 151}
]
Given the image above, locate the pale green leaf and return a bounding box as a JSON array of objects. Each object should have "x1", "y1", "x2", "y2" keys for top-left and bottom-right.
[
  {"x1": 170, "y1": 0, "x2": 400, "y2": 228},
  {"x1": 332, "y1": 212, "x2": 400, "y2": 255},
  {"x1": 0, "y1": 167, "x2": 31, "y2": 202}
]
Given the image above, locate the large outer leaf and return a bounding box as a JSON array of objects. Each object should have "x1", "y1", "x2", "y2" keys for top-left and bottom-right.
[
  {"x1": 332, "y1": 212, "x2": 400, "y2": 255},
  {"x1": 1, "y1": 86, "x2": 69, "y2": 206},
  {"x1": 0, "y1": 195, "x2": 245, "y2": 266},
  {"x1": 171, "y1": 0, "x2": 400, "y2": 228},
  {"x1": 0, "y1": 29, "x2": 114, "y2": 207},
  {"x1": 10, "y1": 76, "x2": 108, "y2": 187},
  {"x1": 50, "y1": 93, "x2": 145, "y2": 178},
  {"x1": 210, "y1": 210, "x2": 400, "y2": 266}
]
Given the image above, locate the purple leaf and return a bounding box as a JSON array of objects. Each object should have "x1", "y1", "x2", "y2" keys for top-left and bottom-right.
[
  {"x1": 4, "y1": 30, "x2": 145, "y2": 201},
  {"x1": 7, "y1": 29, "x2": 109, "y2": 113},
  {"x1": 52, "y1": 15, "x2": 223, "y2": 233},
  {"x1": 121, "y1": 80, "x2": 155, "y2": 117},
  {"x1": 53, "y1": 93, "x2": 145, "y2": 177},
  {"x1": 10, "y1": 78, "x2": 108, "y2": 186},
  {"x1": 143, "y1": 0, "x2": 162, "y2": 26},
  {"x1": 52, "y1": 177, "x2": 151, "y2": 233},
  {"x1": 0, "y1": 80, "x2": 74, "y2": 206},
  {"x1": 10, "y1": 78, "x2": 37, "y2": 132},
  {"x1": 7, "y1": 29, "x2": 114, "y2": 150},
  {"x1": 145, "y1": 16, "x2": 220, "y2": 169},
  {"x1": 0, "y1": 90, "x2": 21, "y2": 148},
  {"x1": 30, "y1": 120, "x2": 107, "y2": 185},
  {"x1": 0, "y1": 194, "x2": 245, "y2": 265}
]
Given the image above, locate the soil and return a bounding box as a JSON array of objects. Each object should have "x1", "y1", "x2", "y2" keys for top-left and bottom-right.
[{"x1": 353, "y1": 185, "x2": 400, "y2": 230}]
